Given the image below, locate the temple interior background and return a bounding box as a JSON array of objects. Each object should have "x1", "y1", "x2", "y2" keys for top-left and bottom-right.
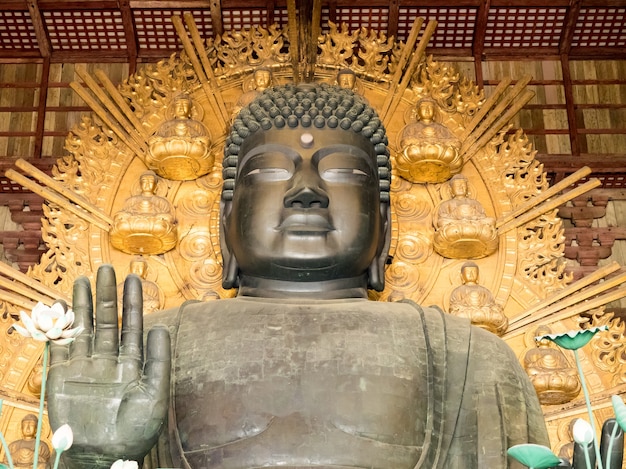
[{"x1": 0, "y1": 0, "x2": 625, "y2": 465}]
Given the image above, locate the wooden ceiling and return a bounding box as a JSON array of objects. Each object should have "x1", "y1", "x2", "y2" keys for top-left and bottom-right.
[{"x1": 1, "y1": 0, "x2": 625, "y2": 64}]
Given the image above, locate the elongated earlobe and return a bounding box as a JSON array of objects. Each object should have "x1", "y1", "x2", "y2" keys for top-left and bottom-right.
[
  {"x1": 368, "y1": 203, "x2": 391, "y2": 291},
  {"x1": 220, "y1": 200, "x2": 239, "y2": 289},
  {"x1": 222, "y1": 254, "x2": 239, "y2": 289}
]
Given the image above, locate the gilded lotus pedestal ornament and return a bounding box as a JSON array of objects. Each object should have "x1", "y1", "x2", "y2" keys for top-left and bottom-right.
[
  {"x1": 396, "y1": 99, "x2": 462, "y2": 184},
  {"x1": 433, "y1": 174, "x2": 498, "y2": 259},
  {"x1": 109, "y1": 171, "x2": 178, "y2": 255},
  {"x1": 524, "y1": 326, "x2": 582, "y2": 405},
  {"x1": 147, "y1": 94, "x2": 213, "y2": 181},
  {"x1": 448, "y1": 261, "x2": 508, "y2": 336}
]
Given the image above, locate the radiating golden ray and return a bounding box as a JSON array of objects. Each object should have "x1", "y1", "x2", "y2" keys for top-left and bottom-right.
[
  {"x1": 171, "y1": 15, "x2": 228, "y2": 136},
  {"x1": 182, "y1": 13, "x2": 230, "y2": 125},
  {"x1": 382, "y1": 20, "x2": 437, "y2": 127}
]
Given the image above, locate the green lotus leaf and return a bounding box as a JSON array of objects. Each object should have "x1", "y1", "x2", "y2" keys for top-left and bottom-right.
[
  {"x1": 536, "y1": 325, "x2": 608, "y2": 350},
  {"x1": 0, "y1": 463, "x2": 8, "y2": 469},
  {"x1": 507, "y1": 443, "x2": 561, "y2": 468},
  {"x1": 612, "y1": 395, "x2": 626, "y2": 432}
]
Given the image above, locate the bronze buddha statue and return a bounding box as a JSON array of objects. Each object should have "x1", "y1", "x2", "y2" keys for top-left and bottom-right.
[{"x1": 47, "y1": 84, "x2": 548, "y2": 469}]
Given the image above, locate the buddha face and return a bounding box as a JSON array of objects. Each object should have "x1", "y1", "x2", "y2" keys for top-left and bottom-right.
[
  {"x1": 417, "y1": 100, "x2": 435, "y2": 122},
  {"x1": 21, "y1": 417, "x2": 36, "y2": 439},
  {"x1": 337, "y1": 71, "x2": 356, "y2": 90},
  {"x1": 173, "y1": 97, "x2": 192, "y2": 119},
  {"x1": 130, "y1": 260, "x2": 148, "y2": 278},
  {"x1": 450, "y1": 176, "x2": 468, "y2": 197},
  {"x1": 461, "y1": 263, "x2": 479, "y2": 284},
  {"x1": 223, "y1": 127, "x2": 387, "y2": 288},
  {"x1": 140, "y1": 173, "x2": 157, "y2": 194},
  {"x1": 253, "y1": 69, "x2": 272, "y2": 90}
]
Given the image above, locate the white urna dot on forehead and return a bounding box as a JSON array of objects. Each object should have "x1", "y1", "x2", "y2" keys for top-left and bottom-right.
[{"x1": 300, "y1": 132, "x2": 314, "y2": 148}]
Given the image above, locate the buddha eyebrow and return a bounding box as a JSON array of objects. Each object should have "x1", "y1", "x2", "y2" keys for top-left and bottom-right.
[
  {"x1": 313, "y1": 144, "x2": 375, "y2": 168},
  {"x1": 239, "y1": 143, "x2": 301, "y2": 170}
]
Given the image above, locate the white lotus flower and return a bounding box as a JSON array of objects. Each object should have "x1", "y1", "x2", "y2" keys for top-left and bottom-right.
[
  {"x1": 110, "y1": 460, "x2": 138, "y2": 469},
  {"x1": 51, "y1": 424, "x2": 73, "y2": 452},
  {"x1": 12, "y1": 302, "x2": 83, "y2": 345},
  {"x1": 572, "y1": 418, "x2": 595, "y2": 446}
]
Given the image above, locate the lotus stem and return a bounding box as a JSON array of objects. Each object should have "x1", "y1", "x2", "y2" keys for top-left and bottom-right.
[
  {"x1": 574, "y1": 349, "x2": 604, "y2": 469},
  {"x1": 583, "y1": 443, "x2": 593, "y2": 469},
  {"x1": 33, "y1": 342, "x2": 49, "y2": 469},
  {"x1": 51, "y1": 448, "x2": 63, "y2": 469},
  {"x1": 605, "y1": 421, "x2": 619, "y2": 469}
]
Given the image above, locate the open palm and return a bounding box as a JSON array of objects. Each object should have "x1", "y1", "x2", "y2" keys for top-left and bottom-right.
[{"x1": 47, "y1": 265, "x2": 171, "y2": 468}]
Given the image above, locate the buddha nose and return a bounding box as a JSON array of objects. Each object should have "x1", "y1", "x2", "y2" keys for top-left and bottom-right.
[{"x1": 284, "y1": 184, "x2": 329, "y2": 209}]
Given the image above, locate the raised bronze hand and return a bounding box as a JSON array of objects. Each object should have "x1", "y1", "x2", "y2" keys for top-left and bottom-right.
[{"x1": 47, "y1": 265, "x2": 171, "y2": 468}]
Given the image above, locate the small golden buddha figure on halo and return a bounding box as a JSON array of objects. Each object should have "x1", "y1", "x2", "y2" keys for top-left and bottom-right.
[
  {"x1": 117, "y1": 257, "x2": 163, "y2": 320},
  {"x1": 147, "y1": 93, "x2": 213, "y2": 181},
  {"x1": 396, "y1": 98, "x2": 462, "y2": 184},
  {"x1": 448, "y1": 261, "x2": 508, "y2": 336},
  {"x1": 109, "y1": 171, "x2": 178, "y2": 255},
  {"x1": 2, "y1": 414, "x2": 50, "y2": 469},
  {"x1": 234, "y1": 66, "x2": 274, "y2": 111},
  {"x1": 433, "y1": 173, "x2": 498, "y2": 259},
  {"x1": 524, "y1": 325, "x2": 582, "y2": 405},
  {"x1": 334, "y1": 68, "x2": 363, "y2": 94}
]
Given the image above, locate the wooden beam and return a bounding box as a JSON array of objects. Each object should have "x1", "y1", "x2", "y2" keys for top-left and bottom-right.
[
  {"x1": 537, "y1": 154, "x2": 626, "y2": 172},
  {"x1": 472, "y1": 0, "x2": 489, "y2": 80},
  {"x1": 560, "y1": 54, "x2": 580, "y2": 156},
  {"x1": 211, "y1": 0, "x2": 224, "y2": 37},
  {"x1": 32, "y1": 58, "x2": 50, "y2": 160},
  {"x1": 387, "y1": 0, "x2": 399, "y2": 40},
  {"x1": 119, "y1": 0, "x2": 138, "y2": 74},
  {"x1": 559, "y1": 0, "x2": 581, "y2": 56},
  {"x1": 26, "y1": 0, "x2": 51, "y2": 58},
  {"x1": 0, "y1": 387, "x2": 45, "y2": 414}
]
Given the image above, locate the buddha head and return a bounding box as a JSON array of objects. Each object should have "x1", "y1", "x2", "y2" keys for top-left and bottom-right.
[
  {"x1": 449, "y1": 173, "x2": 469, "y2": 197},
  {"x1": 172, "y1": 94, "x2": 193, "y2": 120},
  {"x1": 252, "y1": 67, "x2": 272, "y2": 91},
  {"x1": 21, "y1": 414, "x2": 37, "y2": 439},
  {"x1": 221, "y1": 83, "x2": 391, "y2": 297},
  {"x1": 337, "y1": 69, "x2": 357, "y2": 90},
  {"x1": 534, "y1": 325, "x2": 553, "y2": 348},
  {"x1": 129, "y1": 257, "x2": 148, "y2": 279},
  {"x1": 415, "y1": 98, "x2": 437, "y2": 123},
  {"x1": 139, "y1": 171, "x2": 158, "y2": 196},
  {"x1": 460, "y1": 261, "x2": 479, "y2": 285}
]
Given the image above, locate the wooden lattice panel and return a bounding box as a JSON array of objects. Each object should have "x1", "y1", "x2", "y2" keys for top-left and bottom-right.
[
  {"x1": 222, "y1": 8, "x2": 267, "y2": 31},
  {"x1": 134, "y1": 10, "x2": 208, "y2": 52},
  {"x1": 397, "y1": 7, "x2": 476, "y2": 47},
  {"x1": 598, "y1": 174, "x2": 626, "y2": 189},
  {"x1": 572, "y1": 8, "x2": 626, "y2": 48},
  {"x1": 42, "y1": 10, "x2": 126, "y2": 51},
  {"x1": 0, "y1": 178, "x2": 31, "y2": 194},
  {"x1": 320, "y1": 8, "x2": 332, "y2": 34},
  {"x1": 272, "y1": 8, "x2": 289, "y2": 29},
  {"x1": 336, "y1": 7, "x2": 390, "y2": 34},
  {"x1": 484, "y1": 7, "x2": 567, "y2": 48},
  {"x1": 0, "y1": 10, "x2": 38, "y2": 51}
]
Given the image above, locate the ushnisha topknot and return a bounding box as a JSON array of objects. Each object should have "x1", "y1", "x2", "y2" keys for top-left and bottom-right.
[{"x1": 222, "y1": 82, "x2": 391, "y2": 203}]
